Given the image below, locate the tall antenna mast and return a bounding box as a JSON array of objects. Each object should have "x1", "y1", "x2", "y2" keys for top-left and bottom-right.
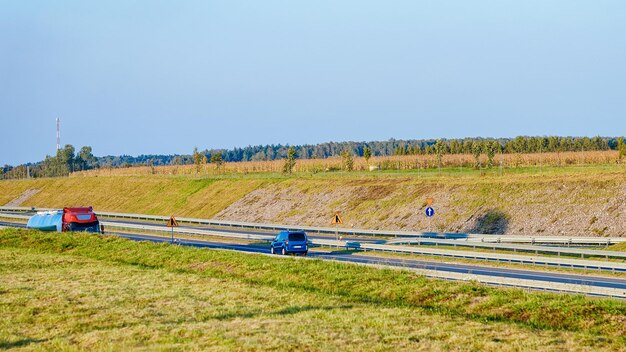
[{"x1": 56, "y1": 117, "x2": 61, "y2": 151}]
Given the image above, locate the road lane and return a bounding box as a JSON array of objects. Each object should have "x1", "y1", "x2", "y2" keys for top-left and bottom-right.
[
  {"x1": 102, "y1": 218, "x2": 386, "y2": 243},
  {"x1": 2, "y1": 221, "x2": 625, "y2": 296},
  {"x1": 112, "y1": 231, "x2": 626, "y2": 292}
]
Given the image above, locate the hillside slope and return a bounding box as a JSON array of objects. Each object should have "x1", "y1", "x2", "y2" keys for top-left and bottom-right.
[
  {"x1": 1, "y1": 167, "x2": 625, "y2": 236},
  {"x1": 215, "y1": 171, "x2": 626, "y2": 236}
]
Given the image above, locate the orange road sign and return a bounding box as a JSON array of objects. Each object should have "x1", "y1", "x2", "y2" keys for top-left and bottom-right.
[
  {"x1": 166, "y1": 216, "x2": 179, "y2": 227},
  {"x1": 426, "y1": 197, "x2": 434, "y2": 206},
  {"x1": 331, "y1": 213, "x2": 343, "y2": 225}
]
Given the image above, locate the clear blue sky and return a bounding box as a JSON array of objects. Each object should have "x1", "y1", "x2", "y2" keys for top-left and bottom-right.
[{"x1": 1, "y1": 1, "x2": 625, "y2": 165}]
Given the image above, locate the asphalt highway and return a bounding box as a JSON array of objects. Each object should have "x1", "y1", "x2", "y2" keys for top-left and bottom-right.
[
  {"x1": 101, "y1": 218, "x2": 387, "y2": 243},
  {"x1": 0, "y1": 221, "x2": 26, "y2": 228},
  {"x1": 0, "y1": 210, "x2": 397, "y2": 244},
  {"x1": 3, "y1": 220, "x2": 626, "y2": 296},
  {"x1": 111, "y1": 231, "x2": 626, "y2": 292}
]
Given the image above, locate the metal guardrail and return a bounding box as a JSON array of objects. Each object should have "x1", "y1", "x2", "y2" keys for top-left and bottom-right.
[
  {"x1": 0, "y1": 214, "x2": 29, "y2": 220},
  {"x1": 468, "y1": 236, "x2": 626, "y2": 245},
  {"x1": 351, "y1": 261, "x2": 626, "y2": 299},
  {"x1": 3, "y1": 211, "x2": 626, "y2": 264},
  {"x1": 0, "y1": 213, "x2": 274, "y2": 242},
  {"x1": 387, "y1": 238, "x2": 626, "y2": 260},
  {"x1": 346, "y1": 241, "x2": 626, "y2": 272},
  {"x1": 3, "y1": 206, "x2": 625, "y2": 245},
  {"x1": 96, "y1": 219, "x2": 626, "y2": 272},
  {"x1": 103, "y1": 220, "x2": 275, "y2": 242}
]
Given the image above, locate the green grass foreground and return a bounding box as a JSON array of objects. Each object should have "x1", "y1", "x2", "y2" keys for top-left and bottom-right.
[{"x1": 1, "y1": 229, "x2": 625, "y2": 351}]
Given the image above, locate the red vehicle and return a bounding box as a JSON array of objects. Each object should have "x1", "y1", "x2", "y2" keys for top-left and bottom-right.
[
  {"x1": 61, "y1": 207, "x2": 102, "y2": 233},
  {"x1": 27, "y1": 206, "x2": 103, "y2": 233}
]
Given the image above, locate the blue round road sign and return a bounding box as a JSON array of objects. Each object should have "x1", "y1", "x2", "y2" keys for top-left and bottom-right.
[{"x1": 425, "y1": 207, "x2": 435, "y2": 217}]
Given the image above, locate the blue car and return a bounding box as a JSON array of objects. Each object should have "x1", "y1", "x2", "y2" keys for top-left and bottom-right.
[{"x1": 270, "y1": 231, "x2": 308, "y2": 256}]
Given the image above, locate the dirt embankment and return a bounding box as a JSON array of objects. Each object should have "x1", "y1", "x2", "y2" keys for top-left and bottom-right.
[{"x1": 215, "y1": 176, "x2": 626, "y2": 237}]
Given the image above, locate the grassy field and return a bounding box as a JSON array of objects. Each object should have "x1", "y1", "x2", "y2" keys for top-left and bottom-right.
[
  {"x1": 1, "y1": 229, "x2": 626, "y2": 351},
  {"x1": 1, "y1": 163, "x2": 625, "y2": 236}
]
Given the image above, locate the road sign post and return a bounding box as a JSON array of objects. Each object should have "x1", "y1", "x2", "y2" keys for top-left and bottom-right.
[
  {"x1": 331, "y1": 212, "x2": 343, "y2": 242},
  {"x1": 425, "y1": 197, "x2": 435, "y2": 233},
  {"x1": 166, "y1": 215, "x2": 179, "y2": 244}
]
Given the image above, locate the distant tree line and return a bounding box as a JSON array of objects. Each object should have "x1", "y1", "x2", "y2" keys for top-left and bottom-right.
[
  {"x1": 2, "y1": 145, "x2": 96, "y2": 179},
  {"x1": 1, "y1": 136, "x2": 624, "y2": 179},
  {"x1": 203, "y1": 136, "x2": 620, "y2": 162}
]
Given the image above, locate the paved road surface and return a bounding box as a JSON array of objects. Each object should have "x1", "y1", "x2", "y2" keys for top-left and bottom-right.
[
  {"x1": 3, "y1": 221, "x2": 625, "y2": 296},
  {"x1": 113, "y1": 231, "x2": 626, "y2": 292}
]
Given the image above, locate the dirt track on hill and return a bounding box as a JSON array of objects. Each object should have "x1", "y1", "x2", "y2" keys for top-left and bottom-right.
[{"x1": 5, "y1": 189, "x2": 39, "y2": 206}]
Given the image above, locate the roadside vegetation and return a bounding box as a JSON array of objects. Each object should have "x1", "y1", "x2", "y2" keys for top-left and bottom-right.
[
  {"x1": 1, "y1": 144, "x2": 96, "y2": 179},
  {"x1": 1, "y1": 162, "x2": 625, "y2": 236},
  {"x1": 610, "y1": 242, "x2": 626, "y2": 252},
  {"x1": 73, "y1": 150, "x2": 621, "y2": 177},
  {"x1": 1, "y1": 229, "x2": 625, "y2": 350},
  {"x1": 3, "y1": 136, "x2": 625, "y2": 180},
  {"x1": 0, "y1": 176, "x2": 271, "y2": 218}
]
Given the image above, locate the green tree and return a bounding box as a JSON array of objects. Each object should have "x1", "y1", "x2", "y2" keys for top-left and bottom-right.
[
  {"x1": 394, "y1": 146, "x2": 407, "y2": 155},
  {"x1": 472, "y1": 142, "x2": 482, "y2": 169},
  {"x1": 42, "y1": 155, "x2": 56, "y2": 177},
  {"x1": 282, "y1": 147, "x2": 297, "y2": 174},
  {"x1": 462, "y1": 140, "x2": 474, "y2": 154},
  {"x1": 409, "y1": 145, "x2": 421, "y2": 155},
  {"x1": 363, "y1": 146, "x2": 372, "y2": 164},
  {"x1": 60, "y1": 144, "x2": 75, "y2": 174},
  {"x1": 341, "y1": 149, "x2": 354, "y2": 171},
  {"x1": 43, "y1": 144, "x2": 76, "y2": 176},
  {"x1": 172, "y1": 156, "x2": 185, "y2": 165},
  {"x1": 210, "y1": 152, "x2": 223, "y2": 172},
  {"x1": 77, "y1": 146, "x2": 95, "y2": 170},
  {"x1": 547, "y1": 136, "x2": 559, "y2": 152},
  {"x1": 485, "y1": 141, "x2": 498, "y2": 168},
  {"x1": 192, "y1": 147, "x2": 204, "y2": 174},
  {"x1": 435, "y1": 139, "x2": 445, "y2": 172},
  {"x1": 449, "y1": 140, "x2": 462, "y2": 154},
  {"x1": 618, "y1": 138, "x2": 626, "y2": 159}
]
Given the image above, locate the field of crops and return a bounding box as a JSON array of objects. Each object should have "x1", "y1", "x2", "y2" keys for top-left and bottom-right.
[{"x1": 73, "y1": 151, "x2": 621, "y2": 177}]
